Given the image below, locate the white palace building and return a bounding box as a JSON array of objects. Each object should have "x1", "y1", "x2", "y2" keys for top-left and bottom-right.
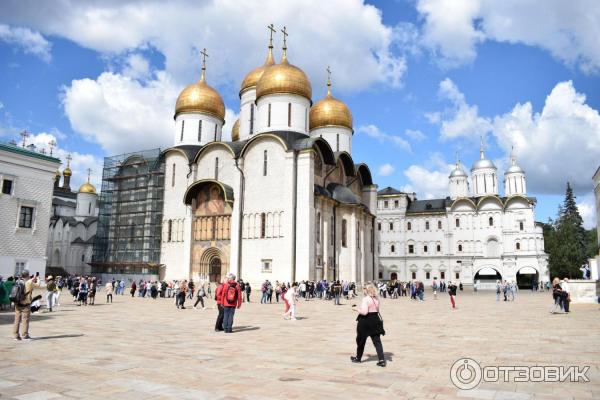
[
  {"x1": 160, "y1": 29, "x2": 377, "y2": 285},
  {"x1": 377, "y1": 146, "x2": 549, "y2": 289}
]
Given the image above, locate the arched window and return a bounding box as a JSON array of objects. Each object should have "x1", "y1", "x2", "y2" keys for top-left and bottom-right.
[
  {"x1": 171, "y1": 163, "x2": 176, "y2": 187},
  {"x1": 316, "y1": 212, "x2": 321, "y2": 243},
  {"x1": 436, "y1": 244, "x2": 441, "y2": 252},
  {"x1": 180, "y1": 120, "x2": 185, "y2": 141},
  {"x1": 250, "y1": 104, "x2": 255, "y2": 134},
  {"x1": 341, "y1": 219, "x2": 347, "y2": 247},
  {"x1": 167, "y1": 219, "x2": 173, "y2": 242},
  {"x1": 214, "y1": 123, "x2": 217, "y2": 140},
  {"x1": 389, "y1": 222, "x2": 394, "y2": 231},
  {"x1": 458, "y1": 244, "x2": 463, "y2": 252},
  {"x1": 198, "y1": 120, "x2": 202, "y2": 142},
  {"x1": 288, "y1": 103, "x2": 292, "y2": 127},
  {"x1": 438, "y1": 220, "x2": 442, "y2": 229},
  {"x1": 425, "y1": 221, "x2": 430, "y2": 230},
  {"x1": 426, "y1": 272, "x2": 430, "y2": 280},
  {"x1": 489, "y1": 216, "x2": 494, "y2": 226},
  {"x1": 356, "y1": 222, "x2": 360, "y2": 249},
  {"x1": 411, "y1": 272, "x2": 416, "y2": 280},
  {"x1": 516, "y1": 242, "x2": 521, "y2": 250},
  {"x1": 407, "y1": 222, "x2": 412, "y2": 231},
  {"x1": 336, "y1": 134, "x2": 340, "y2": 151},
  {"x1": 260, "y1": 213, "x2": 266, "y2": 238},
  {"x1": 214, "y1": 157, "x2": 219, "y2": 180},
  {"x1": 263, "y1": 150, "x2": 268, "y2": 176},
  {"x1": 88, "y1": 203, "x2": 91, "y2": 214},
  {"x1": 519, "y1": 221, "x2": 524, "y2": 231},
  {"x1": 424, "y1": 245, "x2": 428, "y2": 253},
  {"x1": 455, "y1": 218, "x2": 460, "y2": 228},
  {"x1": 377, "y1": 222, "x2": 381, "y2": 231},
  {"x1": 391, "y1": 244, "x2": 395, "y2": 253},
  {"x1": 267, "y1": 103, "x2": 272, "y2": 127}
]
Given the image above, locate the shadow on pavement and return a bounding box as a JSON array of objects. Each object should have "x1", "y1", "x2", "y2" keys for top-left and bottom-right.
[
  {"x1": 233, "y1": 326, "x2": 260, "y2": 333},
  {"x1": 363, "y1": 352, "x2": 394, "y2": 362},
  {"x1": 33, "y1": 334, "x2": 84, "y2": 340}
]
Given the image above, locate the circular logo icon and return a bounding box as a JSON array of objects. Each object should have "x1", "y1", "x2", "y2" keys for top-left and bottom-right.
[{"x1": 450, "y1": 358, "x2": 482, "y2": 390}]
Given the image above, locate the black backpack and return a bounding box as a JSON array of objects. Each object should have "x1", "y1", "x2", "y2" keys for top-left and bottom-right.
[{"x1": 10, "y1": 281, "x2": 26, "y2": 304}]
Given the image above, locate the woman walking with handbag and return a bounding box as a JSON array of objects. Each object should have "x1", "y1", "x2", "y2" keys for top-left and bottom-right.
[{"x1": 351, "y1": 283, "x2": 386, "y2": 367}]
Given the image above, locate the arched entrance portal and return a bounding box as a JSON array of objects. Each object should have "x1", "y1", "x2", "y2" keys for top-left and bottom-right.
[
  {"x1": 516, "y1": 266, "x2": 539, "y2": 290},
  {"x1": 185, "y1": 180, "x2": 234, "y2": 282},
  {"x1": 390, "y1": 272, "x2": 398, "y2": 280},
  {"x1": 474, "y1": 267, "x2": 502, "y2": 290}
]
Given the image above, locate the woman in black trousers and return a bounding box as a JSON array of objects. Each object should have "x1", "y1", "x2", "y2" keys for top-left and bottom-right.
[{"x1": 351, "y1": 283, "x2": 386, "y2": 367}]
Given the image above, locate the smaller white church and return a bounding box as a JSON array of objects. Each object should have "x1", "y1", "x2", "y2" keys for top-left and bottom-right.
[
  {"x1": 377, "y1": 143, "x2": 548, "y2": 289},
  {"x1": 46, "y1": 160, "x2": 98, "y2": 276},
  {"x1": 160, "y1": 28, "x2": 377, "y2": 285}
]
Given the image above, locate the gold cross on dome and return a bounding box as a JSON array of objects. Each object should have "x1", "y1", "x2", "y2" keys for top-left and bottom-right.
[
  {"x1": 281, "y1": 26, "x2": 288, "y2": 48},
  {"x1": 200, "y1": 48, "x2": 209, "y2": 69},
  {"x1": 86, "y1": 168, "x2": 92, "y2": 182},
  {"x1": 268, "y1": 24, "x2": 276, "y2": 46},
  {"x1": 66, "y1": 153, "x2": 72, "y2": 167}
]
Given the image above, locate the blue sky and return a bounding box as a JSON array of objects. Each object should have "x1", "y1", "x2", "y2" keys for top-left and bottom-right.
[{"x1": 0, "y1": 0, "x2": 599, "y2": 227}]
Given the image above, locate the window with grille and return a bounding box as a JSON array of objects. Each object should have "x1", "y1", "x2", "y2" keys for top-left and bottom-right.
[
  {"x1": 261, "y1": 213, "x2": 266, "y2": 238},
  {"x1": 171, "y1": 163, "x2": 176, "y2": 187},
  {"x1": 268, "y1": 103, "x2": 271, "y2": 127},
  {"x1": 263, "y1": 150, "x2": 268, "y2": 176},
  {"x1": 180, "y1": 120, "x2": 185, "y2": 141},
  {"x1": 2, "y1": 179, "x2": 13, "y2": 195},
  {"x1": 408, "y1": 244, "x2": 414, "y2": 254},
  {"x1": 288, "y1": 103, "x2": 292, "y2": 127},
  {"x1": 250, "y1": 104, "x2": 255, "y2": 134},
  {"x1": 341, "y1": 219, "x2": 347, "y2": 247},
  {"x1": 198, "y1": 120, "x2": 202, "y2": 142},
  {"x1": 215, "y1": 157, "x2": 219, "y2": 180}
]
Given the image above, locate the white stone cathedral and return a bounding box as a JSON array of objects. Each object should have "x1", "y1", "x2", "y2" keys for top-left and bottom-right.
[
  {"x1": 160, "y1": 30, "x2": 377, "y2": 285},
  {"x1": 377, "y1": 144, "x2": 548, "y2": 289}
]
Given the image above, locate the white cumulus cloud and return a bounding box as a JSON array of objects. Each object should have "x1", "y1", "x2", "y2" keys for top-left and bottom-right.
[
  {"x1": 357, "y1": 124, "x2": 411, "y2": 152},
  {"x1": 0, "y1": 0, "x2": 407, "y2": 92},
  {"x1": 415, "y1": 0, "x2": 600, "y2": 73},
  {"x1": 434, "y1": 78, "x2": 492, "y2": 140},
  {"x1": 402, "y1": 153, "x2": 453, "y2": 199},
  {"x1": 493, "y1": 81, "x2": 600, "y2": 194},
  {"x1": 378, "y1": 163, "x2": 395, "y2": 177},
  {"x1": 0, "y1": 23, "x2": 51, "y2": 62}
]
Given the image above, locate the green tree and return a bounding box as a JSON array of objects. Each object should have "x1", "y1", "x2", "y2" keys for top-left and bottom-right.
[{"x1": 548, "y1": 183, "x2": 587, "y2": 278}]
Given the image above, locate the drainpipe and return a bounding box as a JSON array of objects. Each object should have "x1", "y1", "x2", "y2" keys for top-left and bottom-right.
[
  {"x1": 291, "y1": 150, "x2": 298, "y2": 282},
  {"x1": 234, "y1": 158, "x2": 245, "y2": 279},
  {"x1": 333, "y1": 203, "x2": 337, "y2": 282},
  {"x1": 372, "y1": 215, "x2": 375, "y2": 281}
]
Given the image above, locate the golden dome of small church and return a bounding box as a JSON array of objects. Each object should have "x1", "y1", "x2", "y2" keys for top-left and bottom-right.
[{"x1": 158, "y1": 25, "x2": 377, "y2": 286}]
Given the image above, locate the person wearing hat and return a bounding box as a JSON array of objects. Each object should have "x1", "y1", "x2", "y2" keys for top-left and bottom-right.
[
  {"x1": 46, "y1": 275, "x2": 57, "y2": 312},
  {"x1": 13, "y1": 269, "x2": 39, "y2": 340}
]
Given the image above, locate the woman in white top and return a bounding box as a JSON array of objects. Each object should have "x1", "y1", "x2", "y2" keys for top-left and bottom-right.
[
  {"x1": 351, "y1": 283, "x2": 386, "y2": 367},
  {"x1": 283, "y1": 282, "x2": 298, "y2": 320}
]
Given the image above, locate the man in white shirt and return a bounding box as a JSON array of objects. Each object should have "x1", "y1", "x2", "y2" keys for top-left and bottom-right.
[{"x1": 561, "y1": 278, "x2": 570, "y2": 313}]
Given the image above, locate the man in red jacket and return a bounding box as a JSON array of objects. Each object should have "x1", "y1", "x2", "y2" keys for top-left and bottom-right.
[
  {"x1": 214, "y1": 277, "x2": 226, "y2": 332},
  {"x1": 221, "y1": 273, "x2": 242, "y2": 333}
]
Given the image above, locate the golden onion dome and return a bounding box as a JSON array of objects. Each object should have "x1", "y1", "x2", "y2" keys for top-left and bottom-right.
[
  {"x1": 309, "y1": 82, "x2": 352, "y2": 131},
  {"x1": 175, "y1": 68, "x2": 225, "y2": 122},
  {"x1": 240, "y1": 45, "x2": 275, "y2": 96},
  {"x1": 256, "y1": 51, "x2": 312, "y2": 101},
  {"x1": 79, "y1": 182, "x2": 97, "y2": 194},
  {"x1": 63, "y1": 167, "x2": 72, "y2": 177},
  {"x1": 231, "y1": 118, "x2": 240, "y2": 141},
  {"x1": 55, "y1": 169, "x2": 61, "y2": 177}
]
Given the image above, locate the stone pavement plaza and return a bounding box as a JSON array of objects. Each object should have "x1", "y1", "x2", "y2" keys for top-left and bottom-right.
[{"x1": 1, "y1": 289, "x2": 599, "y2": 400}]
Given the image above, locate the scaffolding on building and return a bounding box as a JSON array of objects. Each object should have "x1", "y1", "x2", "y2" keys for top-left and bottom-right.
[{"x1": 91, "y1": 148, "x2": 165, "y2": 276}]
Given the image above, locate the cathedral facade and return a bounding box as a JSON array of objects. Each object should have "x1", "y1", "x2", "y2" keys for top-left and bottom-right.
[
  {"x1": 377, "y1": 146, "x2": 548, "y2": 289},
  {"x1": 160, "y1": 33, "x2": 377, "y2": 285}
]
